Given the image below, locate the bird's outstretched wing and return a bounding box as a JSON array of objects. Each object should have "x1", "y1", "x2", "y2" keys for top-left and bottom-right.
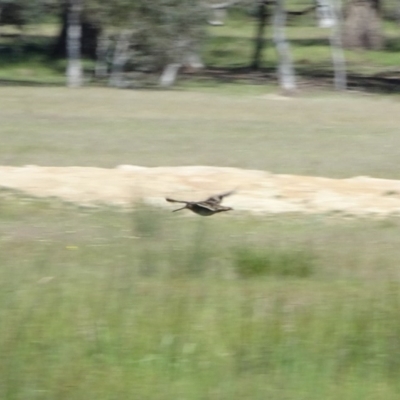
[
  {"x1": 196, "y1": 202, "x2": 218, "y2": 211},
  {"x1": 165, "y1": 197, "x2": 188, "y2": 204},
  {"x1": 205, "y1": 190, "x2": 236, "y2": 205}
]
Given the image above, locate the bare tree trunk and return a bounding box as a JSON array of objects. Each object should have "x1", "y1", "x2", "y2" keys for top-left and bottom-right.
[
  {"x1": 159, "y1": 52, "x2": 203, "y2": 87},
  {"x1": 272, "y1": 0, "x2": 296, "y2": 93},
  {"x1": 184, "y1": 52, "x2": 204, "y2": 70},
  {"x1": 160, "y1": 63, "x2": 182, "y2": 87},
  {"x1": 316, "y1": 0, "x2": 335, "y2": 27},
  {"x1": 208, "y1": 8, "x2": 227, "y2": 25},
  {"x1": 316, "y1": 0, "x2": 346, "y2": 90},
  {"x1": 66, "y1": 0, "x2": 83, "y2": 88},
  {"x1": 329, "y1": 0, "x2": 346, "y2": 90},
  {"x1": 109, "y1": 29, "x2": 132, "y2": 88},
  {"x1": 54, "y1": 5, "x2": 100, "y2": 59},
  {"x1": 160, "y1": 37, "x2": 203, "y2": 87},
  {"x1": 343, "y1": 0, "x2": 383, "y2": 49},
  {"x1": 251, "y1": 0, "x2": 268, "y2": 70},
  {"x1": 397, "y1": 0, "x2": 400, "y2": 24},
  {"x1": 95, "y1": 30, "x2": 110, "y2": 79},
  {"x1": 207, "y1": 1, "x2": 235, "y2": 25}
]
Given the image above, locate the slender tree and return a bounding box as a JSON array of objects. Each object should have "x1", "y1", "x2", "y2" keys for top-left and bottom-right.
[
  {"x1": 315, "y1": 0, "x2": 346, "y2": 90},
  {"x1": 66, "y1": 0, "x2": 83, "y2": 87},
  {"x1": 109, "y1": 28, "x2": 133, "y2": 87},
  {"x1": 106, "y1": 0, "x2": 140, "y2": 87},
  {"x1": 272, "y1": 0, "x2": 296, "y2": 93},
  {"x1": 149, "y1": 0, "x2": 207, "y2": 87},
  {"x1": 207, "y1": 1, "x2": 231, "y2": 25},
  {"x1": 329, "y1": 0, "x2": 346, "y2": 90},
  {"x1": 251, "y1": 0, "x2": 269, "y2": 70}
]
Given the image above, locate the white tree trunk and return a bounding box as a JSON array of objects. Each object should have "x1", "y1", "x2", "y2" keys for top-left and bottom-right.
[
  {"x1": 272, "y1": 0, "x2": 296, "y2": 93},
  {"x1": 160, "y1": 63, "x2": 182, "y2": 87},
  {"x1": 329, "y1": 0, "x2": 347, "y2": 90},
  {"x1": 316, "y1": 0, "x2": 336, "y2": 28},
  {"x1": 109, "y1": 29, "x2": 133, "y2": 88},
  {"x1": 185, "y1": 51, "x2": 204, "y2": 70},
  {"x1": 159, "y1": 49, "x2": 203, "y2": 87},
  {"x1": 208, "y1": 8, "x2": 227, "y2": 26},
  {"x1": 159, "y1": 37, "x2": 199, "y2": 87},
  {"x1": 66, "y1": 0, "x2": 83, "y2": 88}
]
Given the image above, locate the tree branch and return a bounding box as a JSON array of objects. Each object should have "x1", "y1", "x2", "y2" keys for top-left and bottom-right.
[
  {"x1": 287, "y1": 5, "x2": 317, "y2": 16},
  {"x1": 207, "y1": 1, "x2": 238, "y2": 10}
]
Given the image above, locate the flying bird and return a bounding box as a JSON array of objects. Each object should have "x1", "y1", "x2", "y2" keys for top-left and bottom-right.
[{"x1": 166, "y1": 190, "x2": 235, "y2": 216}]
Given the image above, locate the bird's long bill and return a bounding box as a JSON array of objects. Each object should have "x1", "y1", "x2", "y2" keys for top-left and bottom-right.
[{"x1": 172, "y1": 206, "x2": 187, "y2": 212}]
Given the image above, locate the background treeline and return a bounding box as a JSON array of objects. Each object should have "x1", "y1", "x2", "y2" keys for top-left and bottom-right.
[{"x1": 0, "y1": 0, "x2": 399, "y2": 91}]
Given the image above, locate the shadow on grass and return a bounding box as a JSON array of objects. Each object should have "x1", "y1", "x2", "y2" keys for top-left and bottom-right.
[
  {"x1": 0, "y1": 78, "x2": 63, "y2": 86},
  {"x1": 383, "y1": 37, "x2": 400, "y2": 52},
  {"x1": 195, "y1": 66, "x2": 400, "y2": 94},
  {"x1": 233, "y1": 246, "x2": 316, "y2": 278}
]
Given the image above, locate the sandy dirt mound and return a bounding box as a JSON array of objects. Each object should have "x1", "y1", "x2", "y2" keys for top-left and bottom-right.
[{"x1": 1, "y1": 165, "x2": 400, "y2": 216}]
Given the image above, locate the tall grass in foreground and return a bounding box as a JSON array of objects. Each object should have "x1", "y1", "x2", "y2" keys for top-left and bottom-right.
[{"x1": 1, "y1": 198, "x2": 400, "y2": 399}]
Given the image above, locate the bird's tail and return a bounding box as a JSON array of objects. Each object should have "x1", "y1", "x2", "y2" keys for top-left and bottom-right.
[
  {"x1": 172, "y1": 206, "x2": 187, "y2": 212},
  {"x1": 166, "y1": 197, "x2": 188, "y2": 212}
]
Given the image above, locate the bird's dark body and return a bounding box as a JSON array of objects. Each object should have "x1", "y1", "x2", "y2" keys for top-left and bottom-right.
[
  {"x1": 186, "y1": 202, "x2": 230, "y2": 216},
  {"x1": 166, "y1": 190, "x2": 235, "y2": 216}
]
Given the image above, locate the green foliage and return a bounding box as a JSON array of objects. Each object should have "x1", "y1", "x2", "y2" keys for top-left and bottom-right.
[
  {"x1": 0, "y1": 0, "x2": 53, "y2": 27},
  {"x1": 233, "y1": 246, "x2": 316, "y2": 278},
  {"x1": 1, "y1": 4, "x2": 400, "y2": 88},
  {"x1": 84, "y1": 0, "x2": 207, "y2": 69}
]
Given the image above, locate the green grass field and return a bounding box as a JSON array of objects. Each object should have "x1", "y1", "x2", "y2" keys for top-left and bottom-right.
[
  {"x1": 1, "y1": 85, "x2": 400, "y2": 399},
  {"x1": 2, "y1": 195, "x2": 400, "y2": 399},
  {"x1": 2, "y1": 87, "x2": 400, "y2": 178}
]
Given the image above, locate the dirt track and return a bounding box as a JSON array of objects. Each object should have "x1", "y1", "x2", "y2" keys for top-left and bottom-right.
[{"x1": 1, "y1": 165, "x2": 400, "y2": 216}]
